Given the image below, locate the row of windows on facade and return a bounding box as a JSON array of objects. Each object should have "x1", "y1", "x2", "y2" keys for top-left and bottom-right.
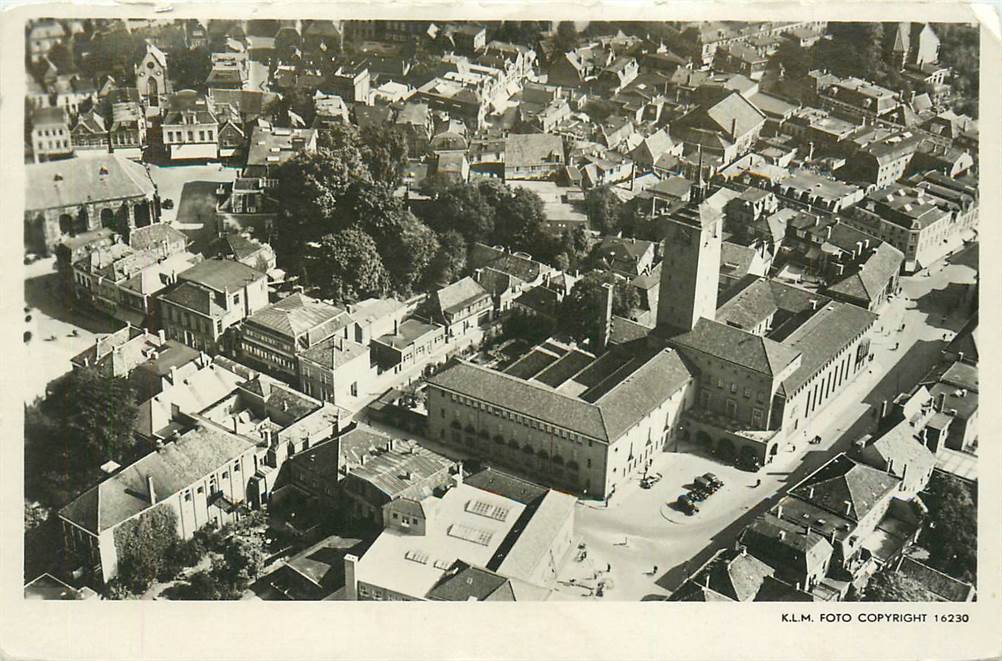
[
  {"x1": 711, "y1": 377, "x2": 769, "y2": 403},
  {"x1": 179, "y1": 461, "x2": 245, "y2": 502},
  {"x1": 166, "y1": 129, "x2": 215, "y2": 143},
  {"x1": 38, "y1": 139, "x2": 71, "y2": 151},
  {"x1": 444, "y1": 392, "x2": 596, "y2": 446},
  {"x1": 35, "y1": 127, "x2": 66, "y2": 137},
  {"x1": 242, "y1": 342, "x2": 296, "y2": 371},
  {"x1": 446, "y1": 427, "x2": 590, "y2": 470},
  {"x1": 699, "y1": 390, "x2": 767, "y2": 427},
  {"x1": 165, "y1": 303, "x2": 224, "y2": 335}
]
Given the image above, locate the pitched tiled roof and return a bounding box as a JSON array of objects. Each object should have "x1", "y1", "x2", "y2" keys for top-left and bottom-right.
[
  {"x1": 425, "y1": 562, "x2": 515, "y2": 601},
  {"x1": 710, "y1": 550, "x2": 776, "y2": 601},
  {"x1": 780, "y1": 301, "x2": 877, "y2": 394},
  {"x1": 827, "y1": 243, "x2": 904, "y2": 305},
  {"x1": 505, "y1": 133, "x2": 564, "y2": 168},
  {"x1": 159, "y1": 281, "x2": 223, "y2": 317},
  {"x1": 705, "y1": 92, "x2": 766, "y2": 139},
  {"x1": 433, "y1": 347, "x2": 692, "y2": 444},
  {"x1": 671, "y1": 318, "x2": 800, "y2": 376},
  {"x1": 740, "y1": 509, "x2": 835, "y2": 582},
  {"x1": 790, "y1": 454, "x2": 900, "y2": 522},
  {"x1": 245, "y1": 293, "x2": 347, "y2": 339},
  {"x1": 428, "y1": 361, "x2": 609, "y2": 441},
  {"x1": 26, "y1": 154, "x2": 156, "y2": 211},
  {"x1": 897, "y1": 557, "x2": 975, "y2": 601},
  {"x1": 587, "y1": 349, "x2": 693, "y2": 439},
  {"x1": 129, "y1": 224, "x2": 188, "y2": 252},
  {"x1": 434, "y1": 276, "x2": 489, "y2": 316},
  {"x1": 178, "y1": 257, "x2": 265, "y2": 293},
  {"x1": 464, "y1": 468, "x2": 548, "y2": 505},
  {"x1": 60, "y1": 423, "x2": 254, "y2": 534},
  {"x1": 864, "y1": 424, "x2": 936, "y2": 480}
]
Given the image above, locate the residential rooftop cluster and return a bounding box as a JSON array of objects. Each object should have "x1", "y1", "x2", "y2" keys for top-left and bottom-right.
[{"x1": 22, "y1": 18, "x2": 978, "y2": 605}]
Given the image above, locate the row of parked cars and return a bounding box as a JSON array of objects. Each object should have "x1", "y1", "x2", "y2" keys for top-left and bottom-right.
[{"x1": 676, "y1": 473, "x2": 724, "y2": 516}]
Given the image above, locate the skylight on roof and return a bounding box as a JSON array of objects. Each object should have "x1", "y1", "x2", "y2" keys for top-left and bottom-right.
[
  {"x1": 404, "y1": 550, "x2": 429, "y2": 565},
  {"x1": 465, "y1": 499, "x2": 510, "y2": 522},
  {"x1": 448, "y1": 523, "x2": 495, "y2": 546}
]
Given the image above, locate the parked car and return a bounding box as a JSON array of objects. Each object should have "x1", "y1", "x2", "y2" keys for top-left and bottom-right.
[
  {"x1": 736, "y1": 455, "x2": 761, "y2": 472},
  {"x1": 677, "y1": 495, "x2": 699, "y2": 516},
  {"x1": 694, "y1": 475, "x2": 718, "y2": 493},
  {"x1": 703, "y1": 473, "x2": 724, "y2": 489},
  {"x1": 688, "y1": 488, "x2": 709, "y2": 502}
]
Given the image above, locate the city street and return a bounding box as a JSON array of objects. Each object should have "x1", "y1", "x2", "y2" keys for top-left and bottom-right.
[
  {"x1": 22, "y1": 257, "x2": 121, "y2": 403},
  {"x1": 555, "y1": 241, "x2": 980, "y2": 601}
]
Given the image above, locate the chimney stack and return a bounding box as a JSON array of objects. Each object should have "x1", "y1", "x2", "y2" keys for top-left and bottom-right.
[
  {"x1": 880, "y1": 400, "x2": 889, "y2": 419},
  {"x1": 146, "y1": 475, "x2": 157, "y2": 505},
  {"x1": 344, "y1": 554, "x2": 359, "y2": 600},
  {"x1": 937, "y1": 392, "x2": 947, "y2": 411},
  {"x1": 158, "y1": 329, "x2": 166, "y2": 342},
  {"x1": 169, "y1": 365, "x2": 178, "y2": 384},
  {"x1": 843, "y1": 499, "x2": 852, "y2": 516},
  {"x1": 808, "y1": 486, "x2": 815, "y2": 500},
  {"x1": 598, "y1": 282, "x2": 614, "y2": 351},
  {"x1": 778, "y1": 530, "x2": 786, "y2": 541},
  {"x1": 776, "y1": 505, "x2": 784, "y2": 520}
]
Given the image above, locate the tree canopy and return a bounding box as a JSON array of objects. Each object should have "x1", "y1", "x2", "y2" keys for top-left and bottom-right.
[
  {"x1": 47, "y1": 367, "x2": 139, "y2": 464},
  {"x1": 935, "y1": 23, "x2": 980, "y2": 117},
  {"x1": 862, "y1": 569, "x2": 933, "y2": 602},
  {"x1": 304, "y1": 228, "x2": 392, "y2": 303},
  {"x1": 557, "y1": 271, "x2": 640, "y2": 347},
  {"x1": 921, "y1": 473, "x2": 977, "y2": 583},
  {"x1": 168, "y1": 46, "x2": 212, "y2": 92}
]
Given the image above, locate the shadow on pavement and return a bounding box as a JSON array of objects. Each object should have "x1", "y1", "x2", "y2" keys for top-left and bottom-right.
[
  {"x1": 911, "y1": 282, "x2": 973, "y2": 332},
  {"x1": 24, "y1": 272, "x2": 121, "y2": 335}
]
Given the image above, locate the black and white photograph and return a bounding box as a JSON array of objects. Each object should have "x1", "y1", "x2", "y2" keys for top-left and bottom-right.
[{"x1": 4, "y1": 6, "x2": 998, "y2": 659}]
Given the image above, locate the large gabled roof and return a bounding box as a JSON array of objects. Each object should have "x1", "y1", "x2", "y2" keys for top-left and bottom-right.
[
  {"x1": 705, "y1": 92, "x2": 766, "y2": 139},
  {"x1": 26, "y1": 154, "x2": 156, "y2": 211},
  {"x1": 177, "y1": 257, "x2": 265, "y2": 293},
  {"x1": 245, "y1": 293, "x2": 348, "y2": 340},
  {"x1": 789, "y1": 454, "x2": 900, "y2": 522},
  {"x1": 427, "y1": 360, "x2": 609, "y2": 441},
  {"x1": 671, "y1": 317, "x2": 800, "y2": 377},
  {"x1": 60, "y1": 422, "x2": 254, "y2": 534},
  {"x1": 780, "y1": 301, "x2": 877, "y2": 394},
  {"x1": 827, "y1": 243, "x2": 904, "y2": 305}
]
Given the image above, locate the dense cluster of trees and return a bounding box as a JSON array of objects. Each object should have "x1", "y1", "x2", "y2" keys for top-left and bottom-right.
[
  {"x1": 164, "y1": 514, "x2": 267, "y2": 600},
  {"x1": 275, "y1": 136, "x2": 597, "y2": 305},
  {"x1": 920, "y1": 472, "x2": 977, "y2": 583},
  {"x1": 415, "y1": 176, "x2": 597, "y2": 276},
  {"x1": 111, "y1": 505, "x2": 185, "y2": 594},
  {"x1": 272, "y1": 124, "x2": 434, "y2": 303},
  {"x1": 935, "y1": 23, "x2": 980, "y2": 117},
  {"x1": 581, "y1": 186, "x2": 658, "y2": 242},
  {"x1": 25, "y1": 367, "x2": 140, "y2": 519},
  {"x1": 556, "y1": 271, "x2": 640, "y2": 347}
]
